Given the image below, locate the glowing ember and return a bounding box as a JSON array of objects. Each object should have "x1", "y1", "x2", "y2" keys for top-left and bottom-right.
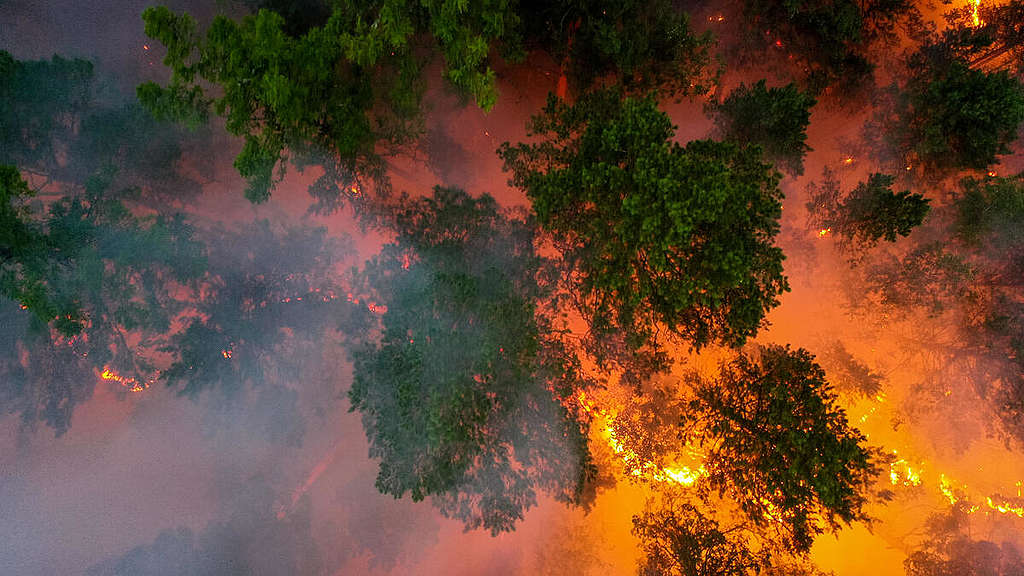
[
  {"x1": 818, "y1": 227, "x2": 832, "y2": 238},
  {"x1": 99, "y1": 367, "x2": 149, "y2": 392},
  {"x1": 842, "y1": 157, "x2": 854, "y2": 165}
]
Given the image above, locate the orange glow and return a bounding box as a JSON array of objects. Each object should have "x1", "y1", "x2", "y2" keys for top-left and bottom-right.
[
  {"x1": 818, "y1": 227, "x2": 832, "y2": 238},
  {"x1": 99, "y1": 367, "x2": 149, "y2": 392},
  {"x1": 971, "y1": 0, "x2": 983, "y2": 27},
  {"x1": 987, "y1": 170, "x2": 997, "y2": 177},
  {"x1": 842, "y1": 157, "x2": 855, "y2": 165},
  {"x1": 577, "y1": 392, "x2": 705, "y2": 487}
]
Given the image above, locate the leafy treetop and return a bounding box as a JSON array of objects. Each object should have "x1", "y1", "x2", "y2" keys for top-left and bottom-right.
[
  {"x1": 349, "y1": 186, "x2": 594, "y2": 534},
  {"x1": 681, "y1": 344, "x2": 877, "y2": 553},
  {"x1": 500, "y1": 90, "x2": 789, "y2": 355},
  {"x1": 711, "y1": 80, "x2": 816, "y2": 176}
]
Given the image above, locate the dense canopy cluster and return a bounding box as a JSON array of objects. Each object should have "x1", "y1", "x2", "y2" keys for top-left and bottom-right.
[{"x1": 5, "y1": 0, "x2": 1024, "y2": 572}]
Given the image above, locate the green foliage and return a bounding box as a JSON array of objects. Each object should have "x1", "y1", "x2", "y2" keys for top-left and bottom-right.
[
  {"x1": 500, "y1": 90, "x2": 788, "y2": 354},
  {"x1": 349, "y1": 186, "x2": 594, "y2": 534},
  {"x1": 712, "y1": 80, "x2": 816, "y2": 176},
  {"x1": 0, "y1": 50, "x2": 94, "y2": 170},
  {"x1": 139, "y1": 2, "x2": 520, "y2": 205},
  {"x1": 739, "y1": 0, "x2": 914, "y2": 95},
  {"x1": 633, "y1": 497, "x2": 763, "y2": 576},
  {"x1": 883, "y1": 36, "x2": 1024, "y2": 172},
  {"x1": 0, "y1": 166, "x2": 60, "y2": 326},
  {"x1": 807, "y1": 169, "x2": 930, "y2": 256},
  {"x1": 681, "y1": 345, "x2": 877, "y2": 553},
  {"x1": 0, "y1": 169, "x2": 207, "y2": 434},
  {"x1": 518, "y1": 0, "x2": 716, "y2": 96},
  {"x1": 954, "y1": 173, "x2": 1024, "y2": 250}
]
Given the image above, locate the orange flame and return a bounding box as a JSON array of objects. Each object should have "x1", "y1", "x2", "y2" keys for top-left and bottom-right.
[
  {"x1": 577, "y1": 392, "x2": 705, "y2": 487},
  {"x1": 818, "y1": 228, "x2": 832, "y2": 238},
  {"x1": 99, "y1": 367, "x2": 149, "y2": 392},
  {"x1": 971, "y1": 0, "x2": 983, "y2": 27}
]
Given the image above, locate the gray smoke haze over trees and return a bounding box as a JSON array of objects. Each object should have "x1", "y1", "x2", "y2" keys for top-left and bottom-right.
[{"x1": 4, "y1": 0, "x2": 1024, "y2": 574}]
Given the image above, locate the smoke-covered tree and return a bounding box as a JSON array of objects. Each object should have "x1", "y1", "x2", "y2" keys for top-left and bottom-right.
[
  {"x1": 680, "y1": 344, "x2": 877, "y2": 552},
  {"x1": 1, "y1": 50, "x2": 210, "y2": 206},
  {"x1": 348, "y1": 186, "x2": 594, "y2": 534},
  {"x1": 138, "y1": 1, "x2": 525, "y2": 206},
  {"x1": 735, "y1": 0, "x2": 916, "y2": 95},
  {"x1": 86, "y1": 479, "x2": 325, "y2": 576},
  {"x1": 517, "y1": 0, "x2": 715, "y2": 97},
  {"x1": 0, "y1": 50, "x2": 93, "y2": 173},
  {"x1": 878, "y1": 31, "x2": 1024, "y2": 173},
  {"x1": 806, "y1": 169, "x2": 930, "y2": 256},
  {"x1": 711, "y1": 80, "x2": 816, "y2": 176},
  {"x1": 903, "y1": 506, "x2": 1024, "y2": 576},
  {"x1": 633, "y1": 497, "x2": 764, "y2": 576},
  {"x1": 0, "y1": 168, "x2": 206, "y2": 434},
  {"x1": 500, "y1": 90, "x2": 788, "y2": 357}
]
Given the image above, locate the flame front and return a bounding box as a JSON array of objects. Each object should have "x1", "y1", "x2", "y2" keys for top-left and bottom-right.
[
  {"x1": 578, "y1": 392, "x2": 705, "y2": 487},
  {"x1": 971, "y1": 0, "x2": 983, "y2": 27},
  {"x1": 99, "y1": 367, "x2": 149, "y2": 392}
]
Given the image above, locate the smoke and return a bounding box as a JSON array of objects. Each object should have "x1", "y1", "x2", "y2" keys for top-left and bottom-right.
[{"x1": 3, "y1": 1, "x2": 1024, "y2": 576}]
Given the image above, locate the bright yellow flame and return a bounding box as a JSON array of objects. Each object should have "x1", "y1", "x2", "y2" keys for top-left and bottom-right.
[
  {"x1": 889, "y1": 458, "x2": 923, "y2": 487},
  {"x1": 818, "y1": 228, "x2": 832, "y2": 238},
  {"x1": 100, "y1": 367, "x2": 149, "y2": 392},
  {"x1": 578, "y1": 392, "x2": 705, "y2": 487},
  {"x1": 971, "y1": 0, "x2": 983, "y2": 27}
]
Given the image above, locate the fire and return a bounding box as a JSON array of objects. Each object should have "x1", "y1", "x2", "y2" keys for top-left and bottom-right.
[
  {"x1": 889, "y1": 455, "x2": 923, "y2": 487},
  {"x1": 577, "y1": 392, "x2": 705, "y2": 487},
  {"x1": 971, "y1": 0, "x2": 983, "y2": 27},
  {"x1": 99, "y1": 367, "x2": 149, "y2": 392},
  {"x1": 842, "y1": 157, "x2": 855, "y2": 165},
  {"x1": 818, "y1": 227, "x2": 832, "y2": 238}
]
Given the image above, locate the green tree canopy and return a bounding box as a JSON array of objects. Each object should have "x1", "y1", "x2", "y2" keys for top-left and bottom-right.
[
  {"x1": 806, "y1": 169, "x2": 930, "y2": 256},
  {"x1": 711, "y1": 80, "x2": 816, "y2": 176},
  {"x1": 0, "y1": 168, "x2": 207, "y2": 434},
  {"x1": 736, "y1": 0, "x2": 916, "y2": 96},
  {"x1": 633, "y1": 497, "x2": 763, "y2": 576},
  {"x1": 880, "y1": 32, "x2": 1024, "y2": 173},
  {"x1": 348, "y1": 186, "x2": 594, "y2": 534},
  {"x1": 517, "y1": 0, "x2": 715, "y2": 97},
  {"x1": 0, "y1": 51, "x2": 94, "y2": 172},
  {"x1": 500, "y1": 90, "x2": 788, "y2": 356},
  {"x1": 680, "y1": 344, "x2": 877, "y2": 552}
]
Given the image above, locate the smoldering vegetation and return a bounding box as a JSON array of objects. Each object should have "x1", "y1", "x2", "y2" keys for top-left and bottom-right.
[{"x1": 3, "y1": 0, "x2": 1024, "y2": 575}]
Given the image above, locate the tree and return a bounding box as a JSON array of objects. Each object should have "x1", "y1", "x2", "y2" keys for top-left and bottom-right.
[
  {"x1": 680, "y1": 344, "x2": 877, "y2": 552},
  {"x1": 500, "y1": 90, "x2": 788, "y2": 356},
  {"x1": 138, "y1": 2, "x2": 521, "y2": 206},
  {"x1": 0, "y1": 168, "x2": 207, "y2": 435},
  {"x1": 517, "y1": 0, "x2": 715, "y2": 97},
  {"x1": 879, "y1": 32, "x2": 1024, "y2": 173},
  {"x1": 736, "y1": 0, "x2": 916, "y2": 96},
  {"x1": 903, "y1": 507, "x2": 1024, "y2": 576},
  {"x1": 806, "y1": 169, "x2": 930, "y2": 256},
  {"x1": 633, "y1": 497, "x2": 764, "y2": 576},
  {"x1": 348, "y1": 186, "x2": 594, "y2": 534},
  {"x1": 0, "y1": 50, "x2": 93, "y2": 172},
  {"x1": 711, "y1": 80, "x2": 816, "y2": 176}
]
